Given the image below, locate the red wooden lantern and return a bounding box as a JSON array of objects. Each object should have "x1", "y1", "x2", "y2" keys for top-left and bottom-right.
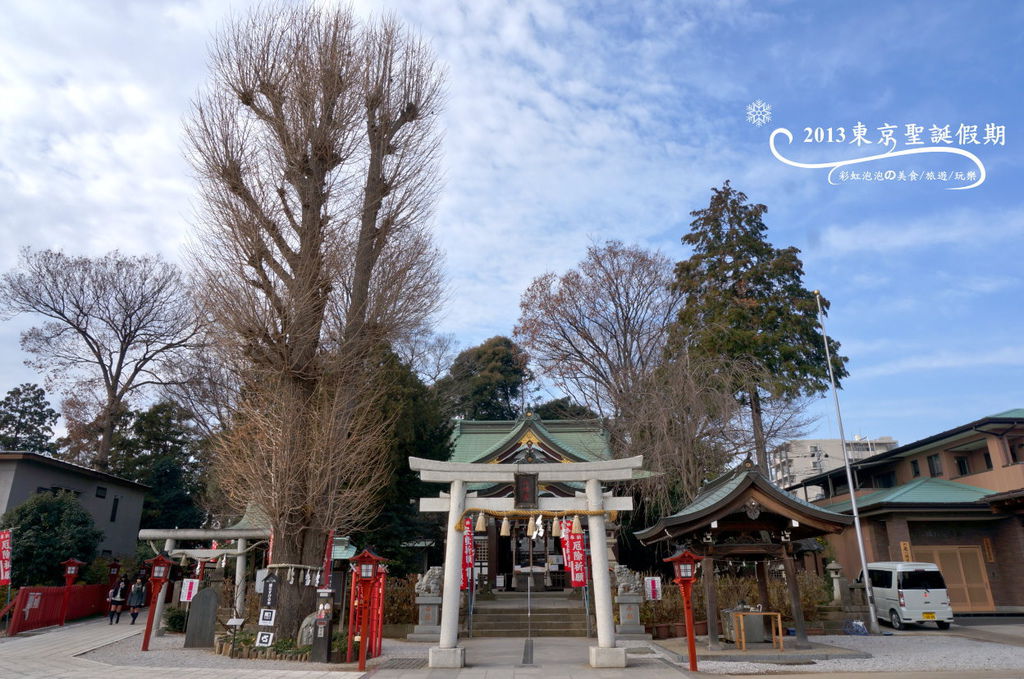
[
  {"x1": 141, "y1": 554, "x2": 173, "y2": 651},
  {"x1": 346, "y1": 548, "x2": 388, "y2": 670},
  {"x1": 58, "y1": 558, "x2": 86, "y2": 626},
  {"x1": 107, "y1": 558, "x2": 122, "y2": 588},
  {"x1": 664, "y1": 548, "x2": 704, "y2": 671}
]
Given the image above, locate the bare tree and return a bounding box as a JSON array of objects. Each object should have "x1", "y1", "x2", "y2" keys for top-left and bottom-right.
[
  {"x1": 625, "y1": 352, "x2": 750, "y2": 517},
  {"x1": 394, "y1": 331, "x2": 458, "y2": 386},
  {"x1": 515, "y1": 240, "x2": 681, "y2": 417},
  {"x1": 186, "y1": 4, "x2": 445, "y2": 637},
  {"x1": 0, "y1": 248, "x2": 199, "y2": 470}
]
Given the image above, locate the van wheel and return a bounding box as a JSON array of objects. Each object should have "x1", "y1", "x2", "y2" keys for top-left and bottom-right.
[
  {"x1": 889, "y1": 610, "x2": 903, "y2": 630},
  {"x1": 937, "y1": 621, "x2": 951, "y2": 630}
]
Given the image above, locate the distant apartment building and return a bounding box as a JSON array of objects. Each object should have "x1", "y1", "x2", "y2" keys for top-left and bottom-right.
[{"x1": 770, "y1": 436, "x2": 899, "y2": 492}]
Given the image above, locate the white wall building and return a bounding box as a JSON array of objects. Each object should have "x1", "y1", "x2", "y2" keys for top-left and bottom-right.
[{"x1": 771, "y1": 436, "x2": 899, "y2": 493}]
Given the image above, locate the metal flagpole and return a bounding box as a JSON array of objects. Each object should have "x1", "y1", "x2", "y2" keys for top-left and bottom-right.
[{"x1": 814, "y1": 290, "x2": 880, "y2": 634}]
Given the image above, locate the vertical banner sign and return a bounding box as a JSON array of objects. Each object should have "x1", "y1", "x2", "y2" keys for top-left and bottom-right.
[
  {"x1": 644, "y1": 576, "x2": 663, "y2": 601},
  {"x1": 321, "y1": 529, "x2": 335, "y2": 587},
  {"x1": 461, "y1": 516, "x2": 474, "y2": 590},
  {"x1": 567, "y1": 532, "x2": 587, "y2": 587},
  {"x1": 180, "y1": 578, "x2": 200, "y2": 602},
  {"x1": 899, "y1": 541, "x2": 913, "y2": 562},
  {"x1": 0, "y1": 529, "x2": 11, "y2": 586},
  {"x1": 559, "y1": 520, "x2": 569, "y2": 561}
]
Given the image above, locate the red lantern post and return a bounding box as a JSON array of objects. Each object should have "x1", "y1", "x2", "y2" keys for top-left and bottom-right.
[
  {"x1": 141, "y1": 554, "x2": 173, "y2": 651},
  {"x1": 106, "y1": 559, "x2": 122, "y2": 590},
  {"x1": 59, "y1": 558, "x2": 85, "y2": 626},
  {"x1": 345, "y1": 548, "x2": 388, "y2": 671},
  {"x1": 664, "y1": 548, "x2": 704, "y2": 672}
]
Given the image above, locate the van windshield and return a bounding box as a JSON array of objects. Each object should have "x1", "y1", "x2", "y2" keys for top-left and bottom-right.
[{"x1": 899, "y1": 570, "x2": 946, "y2": 590}]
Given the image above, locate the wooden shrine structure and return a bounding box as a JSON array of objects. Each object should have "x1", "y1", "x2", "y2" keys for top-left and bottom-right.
[{"x1": 636, "y1": 459, "x2": 852, "y2": 649}]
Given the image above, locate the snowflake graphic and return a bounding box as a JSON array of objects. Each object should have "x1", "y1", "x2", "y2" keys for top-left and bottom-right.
[{"x1": 746, "y1": 99, "x2": 772, "y2": 127}]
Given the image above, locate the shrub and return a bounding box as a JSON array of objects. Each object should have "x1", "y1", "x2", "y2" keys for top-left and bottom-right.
[
  {"x1": 164, "y1": 606, "x2": 188, "y2": 633},
  {"x1": 383, "y1": 576, "x2": 417, "y2": 624},
  {"x1": 0, "y1": 492, "x2": 103, "y2": 586}
]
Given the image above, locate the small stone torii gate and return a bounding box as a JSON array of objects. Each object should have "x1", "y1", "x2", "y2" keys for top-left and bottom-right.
[{"x1": 410, "y1": 455, "x2": 643, "y2": 669}]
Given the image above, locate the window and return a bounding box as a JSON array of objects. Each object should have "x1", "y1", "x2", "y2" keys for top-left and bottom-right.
[
  {"x1": 899, "y1": 569, "x2": 946, "y2": 590},
  {"x1": 96, "y1": 486, "x2": 107, "y2": 498},
  {"x1": 927, "y1": 454, "x2": 943, "y2": 477},
  {"x1": 109, "y1": 497, "x2": 119, "y2": 522},
  {"x1": 983, "y1": 452, "x2": 993, "y2": 470},
  {"x1": 955, "y1": 456, "x2": 970, "y2": 476},
  {"x1": 867, "y1": 569, "x2": 892, "y2": 588},
  {"x1": 910, "y1": 460, "x2": 920, "y2": 477},
  {"x1": 874, "y1": 471, "x2": 896, "y2": 488}
]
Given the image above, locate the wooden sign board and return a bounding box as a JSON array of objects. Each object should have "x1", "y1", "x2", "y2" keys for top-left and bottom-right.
[
  {"x1": 261, "y1": 573, "x2": 279, "y2": 608},
  {"x1": 514, "y1": 472, "x2": 538, "y2": 509},
  {"x1": 899, "y1": 540, "x2": 913, "y2": 562}
]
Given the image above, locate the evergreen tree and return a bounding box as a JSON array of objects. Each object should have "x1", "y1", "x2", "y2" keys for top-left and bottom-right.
[
  {"x1": 0, "y1": 383, "x2": 58, "y2": 453},
  {"x1": 350, "y1": 350, "x2": 451, "y2": 576},
  {"x1": 532, "y1": 397, "x2": 597, "y2": 420},
  {"x1": 435, "y1": 336, "x2": 532, "y2": 420},
  {"x1": 107, "y1": 402, "x2": 207, "y2": 529},
  {"x1": 670, "y1": 181, "x2": 848, "y2": 472},
  {"x1": 0, "y1": 491, "x2": 103, "y2": 586}
]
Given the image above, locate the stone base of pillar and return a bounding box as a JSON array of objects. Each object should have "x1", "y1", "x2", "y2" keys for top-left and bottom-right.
[
  {"x1": 408, "y1": 596, "x2": 442, "y2": 641},
  {"x1": 589, "y1": 646, "x2": 627, "y2": 668},
  {"x1": 615, "y1": 593, "x2": 647, "y2": 637},
  {"x1": 429, "y1": 645, "x2": 466, "y2": 668}
]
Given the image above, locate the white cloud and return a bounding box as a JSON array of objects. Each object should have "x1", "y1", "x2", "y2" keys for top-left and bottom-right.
[{"x1": 857, "y1": 346, "x2": 1024, "y2": 379}]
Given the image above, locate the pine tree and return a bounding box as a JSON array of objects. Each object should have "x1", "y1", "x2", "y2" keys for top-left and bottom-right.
[{"x1": 670, "y1": 181, "x2": 848, "y2": 472}]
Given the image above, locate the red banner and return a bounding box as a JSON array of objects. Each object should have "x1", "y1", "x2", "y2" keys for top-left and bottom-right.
[
  {"x1": 321, "y1": 529, "x2": 335, "y2": 587},
  {"x1": 460, "y1": 516, "x2": 474, "y2": 590},
  {"x1": 567, "y1": 532, "x2": 587, "y2": 587},
  {"x1": 0, "y1": 529, "x2": 11, "y2": 585}
]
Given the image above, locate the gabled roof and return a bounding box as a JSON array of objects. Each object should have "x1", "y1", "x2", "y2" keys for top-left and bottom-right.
[
  {"x1": 794, "y1": 408, "x2": 1024, "y2": 489},
  {"x1": 0, "y1": 451, "x2": 149, "y2": 491},
  {"x1": 635, "y1": 459, "x2": 851, "y2": 545},
  {"x1": 821, "y1": 477, "x2": 993, "y2": 513},
  {"x1": 448, "y1": 414, "x2": 611, "y2": 464}
]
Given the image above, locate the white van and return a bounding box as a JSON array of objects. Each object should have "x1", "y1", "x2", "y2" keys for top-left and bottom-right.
[{"x1": 865, "y1": 561, "x2": 954, "y2": 630}]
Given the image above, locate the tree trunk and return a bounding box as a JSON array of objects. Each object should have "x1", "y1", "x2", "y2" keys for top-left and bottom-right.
[
  {"x1": 273, "y1": 527, "x2": 329, "y2": 640},
  {"x1": 96, "y1": 404, "x2": 114, "y2": 471},
  {"x1": 749, "y1": 388, "x2": 768, "y2": 475}
]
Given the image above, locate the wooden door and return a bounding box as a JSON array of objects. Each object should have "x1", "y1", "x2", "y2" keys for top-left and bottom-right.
[{"x1": 912, "y1": 545, "x2": 994, "y2": 612}]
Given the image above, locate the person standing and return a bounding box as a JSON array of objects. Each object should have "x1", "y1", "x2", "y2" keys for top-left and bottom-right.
[
  {"x1": 108, "y1": 576, "x2": 129, "y2": 624},
  {"x1": 127, "y1": 577, "x2": 147, "y2": 624}
]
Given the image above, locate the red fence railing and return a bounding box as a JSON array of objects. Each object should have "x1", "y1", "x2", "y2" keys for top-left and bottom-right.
[{"x1": 6, "y1": 584, "x2": 109, "y2": 636}]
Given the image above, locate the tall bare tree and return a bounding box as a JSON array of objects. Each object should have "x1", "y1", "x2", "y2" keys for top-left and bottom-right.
[
  {"x1": 515, "y1": 240, "x2": 680, "y2": 417},
  {"x1": 186, "y1": 4, "x2": 445, "y2": 637},
  {"x1": 0, "y1": 248, "x2": 199, "y2": 470}
]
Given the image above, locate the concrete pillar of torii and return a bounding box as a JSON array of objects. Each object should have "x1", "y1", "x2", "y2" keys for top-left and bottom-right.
[
  {"x1": 410, "y1": 456, "x2": 640, "y2": 670},
  {"x1": 586, "y1": 478, "x2": 626, "y2": 667},
  {"x1": 431, "y1": 479, "x2": 467, "y2": 669}
]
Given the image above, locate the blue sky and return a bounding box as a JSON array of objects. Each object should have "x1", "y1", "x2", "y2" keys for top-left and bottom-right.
[{"x1": 0, "y1": 0, "x2": 1021, "y2": 447}]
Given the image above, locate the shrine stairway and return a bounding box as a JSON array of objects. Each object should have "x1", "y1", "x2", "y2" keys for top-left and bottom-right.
[{"x1": 468, "y1": 591, "x2": 592, "y2": 637}]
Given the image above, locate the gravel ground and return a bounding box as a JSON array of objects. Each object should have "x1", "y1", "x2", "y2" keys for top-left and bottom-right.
[
  {"x1": 688, "y1": 634, "x2": 1024, "y2": 675},
  {"x1": 82, "y1": 631, "x2": 383, "y2": 671}
]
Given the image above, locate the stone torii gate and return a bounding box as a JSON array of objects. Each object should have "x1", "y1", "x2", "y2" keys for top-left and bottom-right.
[{"x1": 410, "y1": 455, "x2": 643, "y2": 669}]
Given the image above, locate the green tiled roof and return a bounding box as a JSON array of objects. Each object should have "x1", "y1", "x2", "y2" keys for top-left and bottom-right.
[
  {"x1": 635, "y1": 460, "x2": 850, "y2": 543},
  {"x1": 989, "y1": 408, "x2": 1024, "y2": 418},
  {"x1": 823, "y1": 478, "x2": 991, "y2": 513},
  {"x1": 666, "y1": 464, "x2": 848, "y2": 522},
  {"x1": 448, "y1": 416, "x2": 611, "y2": 464}
]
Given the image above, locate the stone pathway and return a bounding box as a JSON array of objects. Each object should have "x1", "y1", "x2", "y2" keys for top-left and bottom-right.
[{"x1": 0, "y1": 616, "x2": 364, "y2": 678}]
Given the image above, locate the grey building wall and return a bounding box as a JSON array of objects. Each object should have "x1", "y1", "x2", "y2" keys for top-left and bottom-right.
[{"x1": 0, "y1": 455, "x2": 146, "y2": 558}]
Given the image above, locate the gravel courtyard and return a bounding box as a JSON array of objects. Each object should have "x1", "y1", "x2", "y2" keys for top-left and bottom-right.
[{"x1": 689, "y1": 633, "x2": 1024, "y2": 675}]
